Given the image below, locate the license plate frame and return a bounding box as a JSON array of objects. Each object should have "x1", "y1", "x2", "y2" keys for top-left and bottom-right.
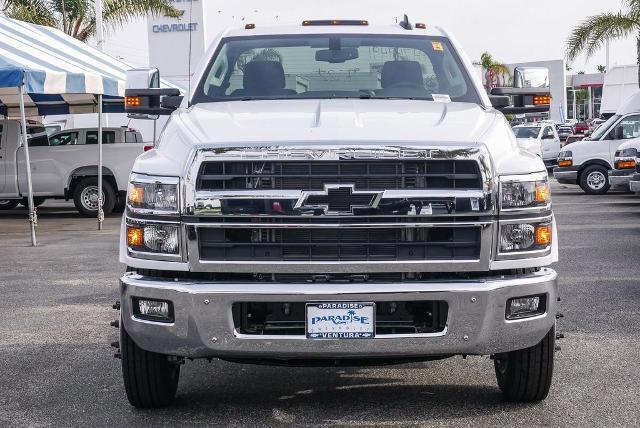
[{"x1": 305, "y1": 302, "x2": 376, "y2": 339}]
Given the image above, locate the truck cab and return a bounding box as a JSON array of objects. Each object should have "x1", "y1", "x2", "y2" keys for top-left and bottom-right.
[
  {"x1": 512, "y1": 122, "x2": 561, "y2": 167},
  {"x1": 554, "y1": 92, "x2": 640, "y2": 194},
  {"x1": 117, "y1": 19, "x2": 559, "y2": 408}
]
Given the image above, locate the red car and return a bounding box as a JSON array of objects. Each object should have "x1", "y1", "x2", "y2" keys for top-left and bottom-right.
[{"x1": 574, "y1": 122, "x2": 589, "y2": 134}]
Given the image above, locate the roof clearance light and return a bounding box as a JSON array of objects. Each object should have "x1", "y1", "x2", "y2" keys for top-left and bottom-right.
[
  {"x1": 302, "y1": 19, "x2": 368, "y2": 26},
  {"x1": 125, "y1": 96, "x2": 141, "y2": 107},
  {"x1": 533, "y1": 95, "x2": 552, "y2": 105},
  {"x1": 245, "y1": 23, "x2": 255, "y2": 30},
  {"x1": 415, "y1": 23, "x2": 426, "y2": 29}
]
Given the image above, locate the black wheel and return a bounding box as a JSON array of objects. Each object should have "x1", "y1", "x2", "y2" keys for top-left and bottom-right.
[
  {"x1": 494, "y1": 326, "x2": 555, "y2": 402},
  {"x1": 579, "y1": 165, "x2": 610, "y2": 194},
  {"x1": 72, "y1": 177, "x2": 115, "y2": 217},
  {"x1": 19, "y1": 197, "x2": 45, "y2": 208},
  {"x1": 121, "y1": 323, "x2": 180, "y2": 408},
  {"x1": 0, "y1": 199, "x2": 19, "y2": 210}
]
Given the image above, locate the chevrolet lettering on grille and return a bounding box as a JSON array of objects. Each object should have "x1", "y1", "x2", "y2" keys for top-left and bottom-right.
[{"x1": 294, "y1": 184, "x2": 383, "y2": 215}]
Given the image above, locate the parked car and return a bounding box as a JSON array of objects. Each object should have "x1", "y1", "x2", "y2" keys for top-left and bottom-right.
[
  {"x1": 554, "y1": 92, "x2": 640, "y2": 194},
  {"x1": 512, "y1": 123, "x2": 561, "y2": 167},
  {"x1": 0, "y1": 124, "x2": 146, "y2": 215},
  {"x1": 573, "y1": 122, "x2": 589, "y2": 134},
  {"x1": 609, "y1": 140, "x2": 640, "y2": 191},
  {"x1": 118, "y1": 19, "x2": 559, "y2": 407},
  {"x1": 557, "y1": 124, "x2": 574, "y2": 142}
]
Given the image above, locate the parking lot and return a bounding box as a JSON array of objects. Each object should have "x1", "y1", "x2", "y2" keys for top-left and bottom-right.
[{"x1": 1, "y1": 179, "x2": 639, "y2": 427}]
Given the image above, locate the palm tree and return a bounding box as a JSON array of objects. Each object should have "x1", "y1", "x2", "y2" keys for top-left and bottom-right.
[
  {"x1": 566, "y1": 0, "x2": 640, "y2": 87},
  {"x1": 1, "y1": 0, "x2": 182, "y2": 42},
  {"x1": 479, "y1": 52, "x2": 511, "y2": 91},
  {"x1": 597, "y1": 65, "x2": 607, "y2": 73}
]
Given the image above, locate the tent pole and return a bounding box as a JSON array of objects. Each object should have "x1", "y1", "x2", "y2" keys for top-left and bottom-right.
[
  {"x1": 18, "y1": 85, "x2": 37, "y2": 246},
  {"x1": 97, "y1": 94, "x2": 104, "y2": 230}
]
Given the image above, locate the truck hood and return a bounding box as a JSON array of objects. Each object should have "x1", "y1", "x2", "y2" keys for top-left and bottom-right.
[
  {"x1": 175, "y1": 99, "x2": 496, "y2": 145},
  {"x1": 136, "y1": 99, "x2": 542, "y2": 176}
]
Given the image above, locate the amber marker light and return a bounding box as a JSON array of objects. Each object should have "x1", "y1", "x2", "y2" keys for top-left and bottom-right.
[
  {"x1": 533, "y1": 95, "x2": 552, "y2": 105},
  {"x1": 558, "y1": 159, "x2": 572, "y2": 167},
  {"x1": 616, "y1": 160, "x2": 636, "y2": 169},
  {"x1": 535, "y1": 224, "x2": 552, "y2": 246},
  {"x1": 125, "y1": 96, "x2": 141, "y2": 107},
  {"x1": 127, "y1": 226, "x2": 144, "y2": 248},
  {"x1": 535, "y1": 182, "x2": 550, "y2": 203}
]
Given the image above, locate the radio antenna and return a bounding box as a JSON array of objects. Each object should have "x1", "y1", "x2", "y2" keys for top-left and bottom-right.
[{"x1": 187, "y1": 0, "x2": 194, "y2": 107}]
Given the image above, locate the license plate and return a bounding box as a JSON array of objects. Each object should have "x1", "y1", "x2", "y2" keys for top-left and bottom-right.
[{"x1": 306, "y1": 302, "x2": 375, "y2": 339}]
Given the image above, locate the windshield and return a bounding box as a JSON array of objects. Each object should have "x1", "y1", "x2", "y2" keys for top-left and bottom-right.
[
  {"x1": 193, "y1": 34, "x2": 480, "y2": 104},
  {"x1": 512, "y1": 127, "x2": 540, "y2": 139},
  {"x1": 589, "y1": 115, "x2": 619, "y2": 140}
]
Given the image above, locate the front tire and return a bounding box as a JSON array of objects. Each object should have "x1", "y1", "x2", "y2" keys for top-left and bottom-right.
[
  {"x1": 121, "y1": 323, "x2": 180, "y2": 408},
  {"x1": 0, "y1": 199, "x2": 19, "y2": 210},
  {"x1": 579, "y1": 165, "x2": 610, "y2": 194},
  {"x1": 494, "y1": 326, "x2": 555, "y2": 402},
  {"x1": 72, "y1": 177, "x2": 115, "y2": 217}
]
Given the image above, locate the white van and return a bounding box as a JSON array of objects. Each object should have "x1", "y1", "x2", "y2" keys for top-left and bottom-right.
[
  {"x1": 609, "y1": 139, "x2": 640, "y2": 191},
  {"x1": 554, "y1": 92, "x2": 640, "y2": 194}
]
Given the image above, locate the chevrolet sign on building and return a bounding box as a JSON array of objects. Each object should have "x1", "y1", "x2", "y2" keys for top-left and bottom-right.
[{"x1": 148, "y1": 0, "x2": 205, "y2": 88}]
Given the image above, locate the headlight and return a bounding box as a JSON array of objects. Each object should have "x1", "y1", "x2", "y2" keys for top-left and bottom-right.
[
  {"x1": 127, "y1": 173, "x2": 179, "y2": 214},
  {"x1": 500, "y1": 173, "x2": 550, "y2": 210},
  {"x1": 127, "y1": 223, "x2": 180, "y2": 255},
  {"x1": 558, "y1": 151, "x2": 572, "y2": 167},
  {"x1": 614, "y1": 148, "x2": 638, "y2": 169},
  {"x1": 500, "y1": 222, "x2": 551, "y2": 252}
]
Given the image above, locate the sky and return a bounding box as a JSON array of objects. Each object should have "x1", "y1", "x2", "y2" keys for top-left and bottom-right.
[{"x1": 102, "y1": 0, "x2": 636, "y2": 74}]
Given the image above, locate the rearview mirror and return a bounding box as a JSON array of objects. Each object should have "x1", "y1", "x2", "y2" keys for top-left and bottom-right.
[
  {"x1": 125, "y1": 67, "x2": 182, "y2": 116},
  {"x1": 315, "y1": 48, "x2": 359, "y2": 63}
]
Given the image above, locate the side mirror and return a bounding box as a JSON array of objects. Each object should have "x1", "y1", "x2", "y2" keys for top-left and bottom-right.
[
  {"x1": 489, "y1": 95, "x2": 510, "y2": 109},
  {"x1": 491, "y1": 67, "x2": 551, "y2": 115},
  {"x1": 126, "y1": 68, "x2": 160, "y2": 90},
  {"x1": 125, "y1": 68, "x2": 183, "y2": 116},
  {"x1": 513, "y1": 67, "x2": 549, "y2": 89},
  {"x1": 614, "y1": 126, "x2": 624, "y2": 140}
]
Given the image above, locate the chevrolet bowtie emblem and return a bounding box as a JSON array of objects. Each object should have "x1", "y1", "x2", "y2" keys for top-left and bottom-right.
[{"x1": 294, "y1": 184, "x2": 383, "y2": 215}]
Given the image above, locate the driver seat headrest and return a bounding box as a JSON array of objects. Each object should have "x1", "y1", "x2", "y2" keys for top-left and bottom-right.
[{"x1": 381, "y1": 61, "x2": 424, "y2": 88}]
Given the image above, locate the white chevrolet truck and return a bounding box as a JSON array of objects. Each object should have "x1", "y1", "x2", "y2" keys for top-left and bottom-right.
[
  {"x1": 117, "y1": 19, "x2": 559, "y2": 407},
  {"x1": 0, "y1": 122, "x2": 145, "y2": 215}
]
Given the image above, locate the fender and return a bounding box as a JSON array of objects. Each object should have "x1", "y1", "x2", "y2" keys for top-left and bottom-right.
[
  {"x1": 65, "y1": 165, "x2": 117, "y2": 196},
  {"x1": 578, "y1": 158, "x2": 612, "y2": 173}
]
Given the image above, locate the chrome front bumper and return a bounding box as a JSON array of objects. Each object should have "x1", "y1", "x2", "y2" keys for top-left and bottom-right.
[
  {"x1": 120, "y1": 268, "x2": 558, "y2": 359},
  {"x1": 631, "y1": 179, "x2": 640, "y2": 193},
  {"x1": 552, "y1": 168, "x2": 578, "y2": 184},
  {"x1": 609, "y1": 170, "x2": 634, "y2": 190}
]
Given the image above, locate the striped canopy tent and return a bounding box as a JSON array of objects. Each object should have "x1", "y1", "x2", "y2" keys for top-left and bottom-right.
[
  {"x1": 0, "y1": 16, "x2": 129, "y2": 117},
  {"x1": 0, "y1": 16, "x2": 174, "y2": 245}
]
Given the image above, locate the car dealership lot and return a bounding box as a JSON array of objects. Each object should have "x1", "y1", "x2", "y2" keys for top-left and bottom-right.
[{"x1": 1, "y1": 181, "x2": 639, "y2": 427}]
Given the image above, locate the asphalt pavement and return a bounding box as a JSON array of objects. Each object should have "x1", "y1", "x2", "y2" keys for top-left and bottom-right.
[{"x1": 1, "y1": 180, "x2": 639, "y2": 427}]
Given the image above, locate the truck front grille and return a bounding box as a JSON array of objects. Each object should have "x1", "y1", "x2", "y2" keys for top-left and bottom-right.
[
  {"x1": 198, "y1": 226, "x2": 481, "y2": 262},
  {"x1": 197, "y1": 160, "x2": 482, "y2": 191},
  {"x1": 233, "y1": 301, "x2": 448, "y2": 336}
]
